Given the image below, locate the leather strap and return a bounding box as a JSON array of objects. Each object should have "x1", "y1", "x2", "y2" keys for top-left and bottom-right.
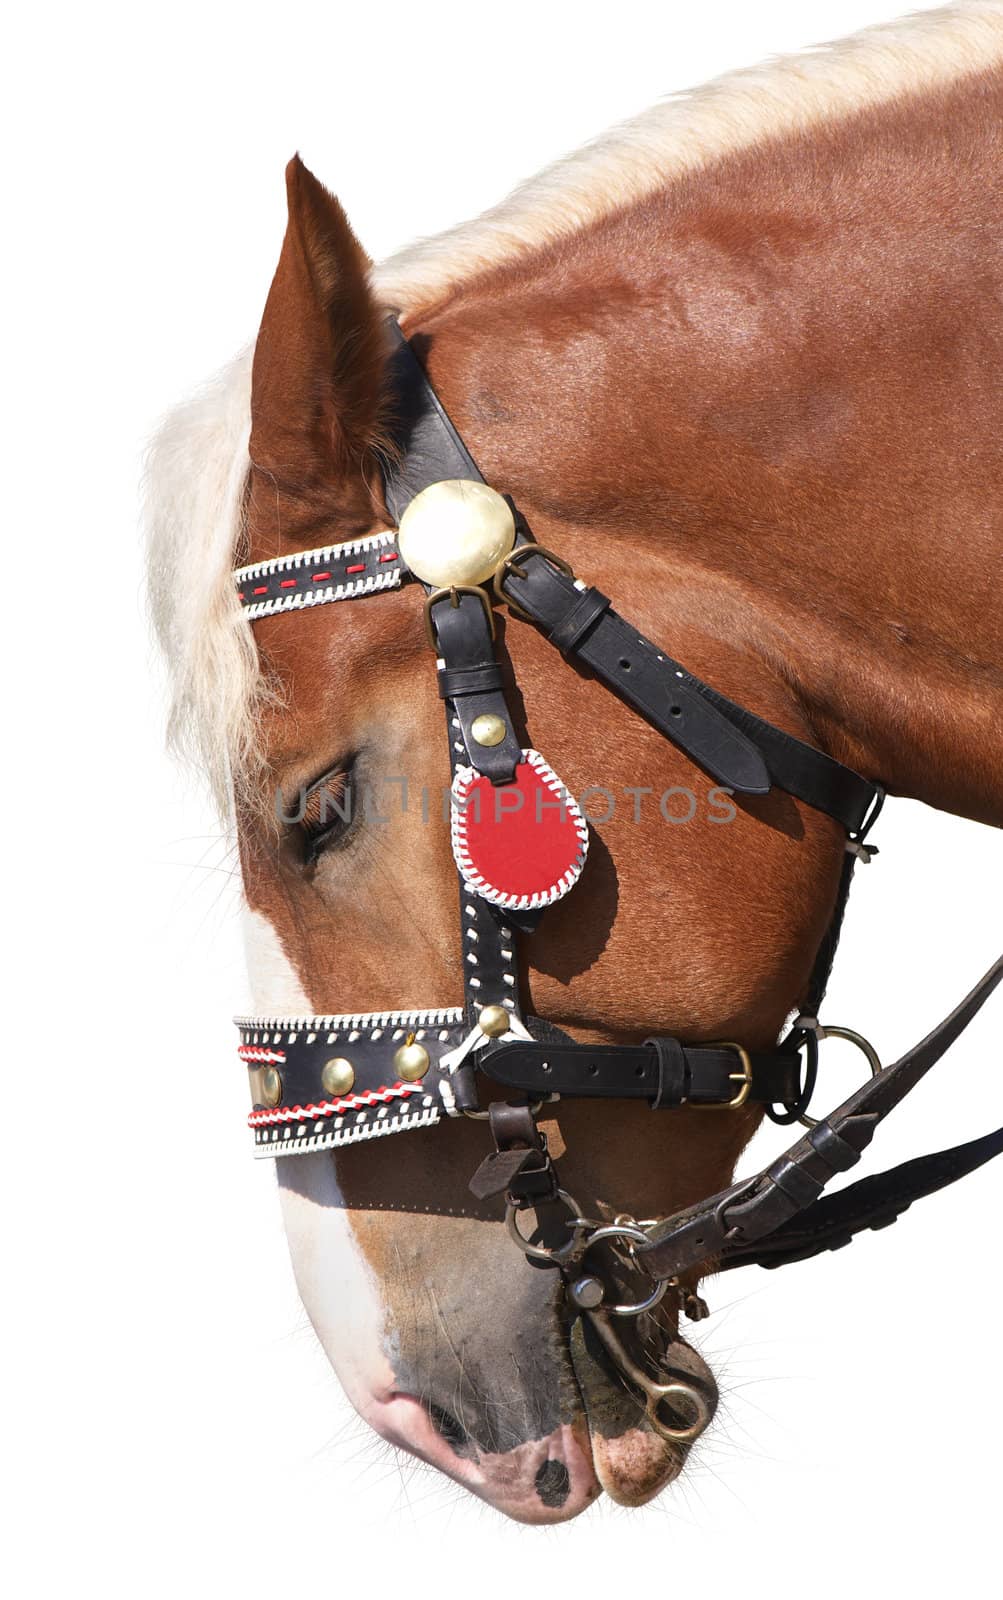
[
  {"x1": 428, "y1": 590, "x2": 521, "y2": 784},
  {"x1": 381, "y1": 321, "x2": 483, "y2": 515},
  {"x1": 379, "y1": 320, "x2": 531, "y2": 1040},
  {"x1": 719, "y1": 1123, "x2": 1003, "y2": 1270},
  {"x1": 638, "y1": 956, "x2": 1003, "y2": 1281},
  {"x1": 479, "y1": 1036, "x2": 803, "y2": 1107},
  {"x1": 497, "y1": 550, "x2": 880, "y2": 836}
]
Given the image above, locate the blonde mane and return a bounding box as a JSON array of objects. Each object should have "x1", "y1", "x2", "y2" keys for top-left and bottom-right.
[{"x1": 144, "y1": 1, "x2": 1003, "y2": 809}]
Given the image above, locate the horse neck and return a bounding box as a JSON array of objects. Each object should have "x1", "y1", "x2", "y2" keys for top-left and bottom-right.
[{"x1": 409, "y1": 65, "x2": 1003, "y2": 828}]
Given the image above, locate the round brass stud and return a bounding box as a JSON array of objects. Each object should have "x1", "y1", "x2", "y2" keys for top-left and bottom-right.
[
  {"x1": 394, "y1": 1041, "x2": 430, "y2": 1082},
  {"x1": 470, "y1": 713, "x2": 507, "y2": 748},
  {"x1": 260, "y1": 1066, "x2": 283, "y2": 1107},
  {"x1": 321, "y1": 1057, "x2": 355, "y2": 1097},
  {"x1": 477, "y1": 1005, "x2": 510, "y2": 1038},
  {"x1": 397, "y1": 479, "x2": 516, "y2": 588}
]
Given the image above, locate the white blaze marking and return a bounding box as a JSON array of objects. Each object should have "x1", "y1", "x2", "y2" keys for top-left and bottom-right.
[
  {"x1": 242, "y1": 906, "x2": 393, "y2": 1410},
  {"x1": 241, "y1": 907, "x2": 313, "y2": 1013}
]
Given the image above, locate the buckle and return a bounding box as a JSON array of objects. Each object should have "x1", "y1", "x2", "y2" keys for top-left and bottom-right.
[
  {"x1": 699, "y1": 1041, "x2": 753, "y2": 1110},
  {"x1": 493, "y1": 544, "x2": 575, "y2": 620},
  {"x1": 423, "y1": 584, "x2": 496, "y2": 651}
]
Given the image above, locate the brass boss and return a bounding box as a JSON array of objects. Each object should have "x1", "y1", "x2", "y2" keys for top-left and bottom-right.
[
  {"x1": 471, "y1": 713, "x2": 507, "y2": 747},
  {"x1": 477, "y1": 1005, "x2": 510, "y2": 1037},
  {"x1": 260, "y1": 1066, "x2": 283, "y2": 1107},
  {"x1": 397, "y1": 479, "x2": 516, "y2": 588},
  {"x1": 394, "y1": 1040, "x2": 431, "y2": 1081},
  {"x1": 321, "y1": 1057, "x2": 355, "y2": 1096}
]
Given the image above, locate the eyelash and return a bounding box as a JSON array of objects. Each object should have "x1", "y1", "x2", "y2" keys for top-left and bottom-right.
[{"x1": 300, "y1": 770, "x2": 353, "y2": 864}]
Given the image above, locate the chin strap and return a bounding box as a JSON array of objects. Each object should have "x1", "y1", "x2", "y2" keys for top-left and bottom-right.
[{"x1": 636, "y1": 956, "x2": 1003, "y2": 1281}]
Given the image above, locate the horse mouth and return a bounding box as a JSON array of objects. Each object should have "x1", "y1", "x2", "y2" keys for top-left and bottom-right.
[
  {"x1": 569, "y1": 1307, "x2": 719, "y2": 1507},
  {"x1": 371, "y1": 1297, "x2": 716, "y2": 1522}
]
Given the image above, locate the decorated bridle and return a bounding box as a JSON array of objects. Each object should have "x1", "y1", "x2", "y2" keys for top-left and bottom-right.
[{"x1": 234, "y1": 319, "x2": 1002, "y2": 1441}]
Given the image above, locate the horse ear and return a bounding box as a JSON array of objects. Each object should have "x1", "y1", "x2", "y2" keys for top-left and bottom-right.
[{"x1": 250, "y1": 155, "x2": 387, "y2": 486}]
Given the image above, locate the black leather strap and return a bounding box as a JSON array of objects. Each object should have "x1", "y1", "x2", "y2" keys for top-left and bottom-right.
[
  {"x1": 638, "y1": 956, "x2": 1003, "y2": 1281},
  {"x1": 381, "y1": 321, "x2": 482, "y2": 516},
  {"x1": 649, "y1": 1035, "x2": 689, "y2": 1110},
  {"x1": 718, "y1": 1123, "x2": 1003, "y2": 1270},
  {"x1": 498, "y1": 551, "x2": 880, "y2": 835},
  {"x1": 479, "y1": 1036, "x2": 803, "y2": 1107},
  {"x1": 428, "y1": 591, "x2": 521, "y2": 784},
  {"x1": 377, "y1": 321, "x2": 532, "y2": 1038}
]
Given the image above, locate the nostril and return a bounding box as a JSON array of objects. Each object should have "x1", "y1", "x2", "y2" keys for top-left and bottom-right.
[
  {"x1": 535, "y1": 1457, "x2": 571, "y2": 1508},
  {"x1": 427, "y1": 1402, "x2": 470, "y2": 1454}
]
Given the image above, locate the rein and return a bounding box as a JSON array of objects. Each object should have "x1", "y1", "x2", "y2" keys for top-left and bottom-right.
[{"x1": 234, "y1": 319, "x2": 1003, "y2": 1441}]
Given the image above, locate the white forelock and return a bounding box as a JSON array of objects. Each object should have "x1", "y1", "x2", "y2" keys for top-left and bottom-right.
[
  {"x1": 144, "y1": 345, "x2": 262, "y2": 813},
  {"x1": 144, "y1": 2, "x2": 1003, "y2": 809}
]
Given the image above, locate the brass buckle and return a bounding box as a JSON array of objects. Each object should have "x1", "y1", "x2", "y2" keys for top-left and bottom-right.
[
  {"x1": 493, "y1": 544, "x2": 575, "y2": 621},
  {"x1": 699, "y1": 1041, "x2": 753, "y2": 1110},
  {"x1": 423, "y1": 584, "x2": 496, "y2": 651}
]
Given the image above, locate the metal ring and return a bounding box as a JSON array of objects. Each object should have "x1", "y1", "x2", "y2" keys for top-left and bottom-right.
[
  {"x1": 505, "y1": 1189, "x2": 590, "y2": 1265},
  {"x1": 462, "y1": 1094, "x2": 547, "y2": 1123},
  {"x1": 798, "y1": 1023, "x2": 882, "y2": 1129},
  {"x1": 585, "y1": 1221, "x2": 652, "y2": 1250},
  {"x1": 580, "y1": 1221, "x2": 668, "y2": 1315},
  {"x1": 644, "y1": 1380, "x2": 712, "y2": 1444},
  {"x1": 585, "y1": 1310, "x2": 711, "y2": 1444},
  {"x1": 492, "y1": 544, "x2": 575, "y2": 621}
]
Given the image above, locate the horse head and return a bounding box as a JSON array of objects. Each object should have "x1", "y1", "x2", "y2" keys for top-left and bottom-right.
[
  {"x1": 148, "y1": 6, "x2": 1003, "y2": 1521},
  {"x1": 228, "y1": 158, "x2": 846, "y2": 1520}
]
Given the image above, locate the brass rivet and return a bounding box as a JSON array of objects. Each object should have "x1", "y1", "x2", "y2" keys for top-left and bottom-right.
[
  {"x1": 471, "y1": 713, "x2": 507, "y2": 748},
  {"x1": 321, "y1": 1057, "x2": 355, "y2": 1096},
  {"x1": 477, "y1": 1005, "x2": 510, "y2": 1038},
  {"x1": 394, "y1": 1041, "x2": 430, "y2": 1082},
  {"x1": 261, "y1": 1066, "x2": 283, "y2": 1107}
]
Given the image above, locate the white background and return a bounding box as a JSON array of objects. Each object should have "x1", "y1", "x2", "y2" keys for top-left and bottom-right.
[{"x1": 6, "y1": 1, "x2": 1002, "y2": 1595}]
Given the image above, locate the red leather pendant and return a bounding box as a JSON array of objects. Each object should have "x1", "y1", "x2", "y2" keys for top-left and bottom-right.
[{"x1": 450, "y1": 749, "x2": 589, "y2": 910}]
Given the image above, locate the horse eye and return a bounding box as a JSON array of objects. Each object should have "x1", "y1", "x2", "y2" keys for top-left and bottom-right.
[{"x1": 300, "y1": 769, "x2": 354, "y2": 864}]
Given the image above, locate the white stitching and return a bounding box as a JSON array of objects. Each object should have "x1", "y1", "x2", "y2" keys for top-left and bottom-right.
[
  {"x1": 235, "y1": 1005, "x2": 465, "y2": 1032},
  {"x1": 234, "y1": 529, "x2": 397, "y2": 583},
  {"x1": 253, "y1": 1103, "x2": 441, "y2": 1158},
  {"x1": 449, "y1": 748, "x2": 589, "y2": 910},
  {"x1": 241, "y1": 569, "x2": 402, "y2": 620}
]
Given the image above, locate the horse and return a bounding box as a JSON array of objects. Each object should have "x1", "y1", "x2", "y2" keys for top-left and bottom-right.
[{"x1": 146, "y1": 1, "x2": 1003, "y2": 1524}]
